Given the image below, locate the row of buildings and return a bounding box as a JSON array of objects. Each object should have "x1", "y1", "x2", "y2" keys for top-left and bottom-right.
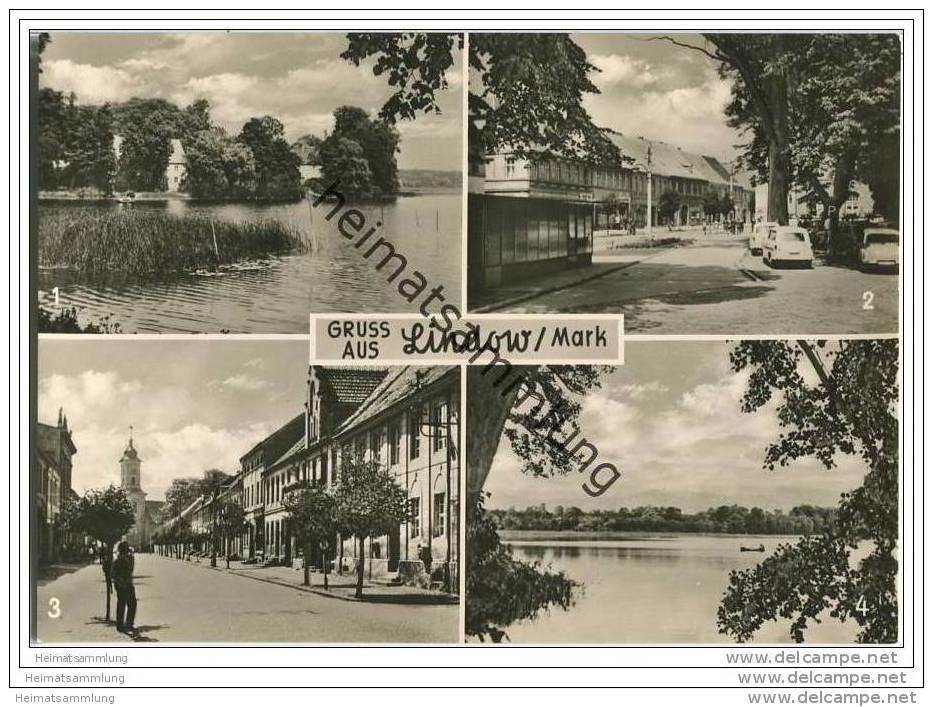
[
  {"x1": 467, "y1": 130, "x2": 755, "y2": 297},
  {"x1": 156, "y1": 365, "x2": 461, "y2": 592},
  {"x1": 35, "y1": 410, "x2": 77, "y2": 563}
]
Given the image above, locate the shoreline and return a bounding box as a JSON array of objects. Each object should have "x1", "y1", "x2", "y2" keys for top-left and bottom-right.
[
  {"x1": 498, "y1": 529, "x2": 803, "y2": 541},
  {"x1": 38, "y1": 188, "x2": 460, "y2": 204}
]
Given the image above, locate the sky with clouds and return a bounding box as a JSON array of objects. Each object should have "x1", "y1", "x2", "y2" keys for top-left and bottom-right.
[
  {"x1": 39, "y1": 32, "x2": 463, "y2": 171},
  {"x1": 484, "y1": 341, "x2": 868, "y2": 514},
  {"x1": 39, "y1": 339, "x2": 310, "y2": 501},
  {"x1": 574, "y1": 33, "x2": 743, "y2": 161}
]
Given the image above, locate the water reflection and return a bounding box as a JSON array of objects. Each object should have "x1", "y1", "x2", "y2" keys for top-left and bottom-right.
[
  {"x1": 501, "y1": 535, "x2": 863, "y2": 644},
  {"x1": 37, "y1": 193, "x2": 462, "y2": 334}
]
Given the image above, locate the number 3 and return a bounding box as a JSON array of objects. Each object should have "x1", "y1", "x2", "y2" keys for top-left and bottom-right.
[
  {"x1": 862, "y1": 291, "x2": 875, "y2": 310},
  {"x1": 48, "y1": 597, "x2": 61, "y2": 619}
]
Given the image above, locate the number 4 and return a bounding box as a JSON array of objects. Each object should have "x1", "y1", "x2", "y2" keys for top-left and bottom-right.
[{"x1": 856, "y1": 595, "x2": 870, "y2": 616}]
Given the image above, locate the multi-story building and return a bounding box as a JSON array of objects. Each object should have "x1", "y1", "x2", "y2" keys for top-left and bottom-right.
[
  {"x1": 35, "y1": 409, "x2": 77, "y2": 563},
  {"x1": 330, "y1": 366, "x2": 460, "y2": 589},
  {"x1": 468, "y1": 130, "x2": 754, "y2": 299},
  {"x1": 238, "y1": 414, "x2": 305, "y2": 561},
  {"x1": 155, "y1": 366, "x2": 461, "y2": 593}
]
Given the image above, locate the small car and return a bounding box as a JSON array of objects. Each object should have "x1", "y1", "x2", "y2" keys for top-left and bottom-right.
[
  {"x1": 749, "y1": 221, "x2": 777, "y2": 255},
  {"x1": 764, "y1": 226, "x2": 814, "y2": 268},
  {"x1": 858, "y1": 228, "x2": 899, "y2": 271}
]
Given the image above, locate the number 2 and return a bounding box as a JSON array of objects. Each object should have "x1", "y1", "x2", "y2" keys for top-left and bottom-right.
[
  {"x1": 862, "y1": 291, "x2": 875, "y2": 311},
  {"x1": 48, "y1": 597, "x2": 61, "y2": 619}
]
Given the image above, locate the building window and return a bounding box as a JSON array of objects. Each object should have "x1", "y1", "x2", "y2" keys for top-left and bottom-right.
[
  {"x1": 433, "y1": 492, "x2": 446, "y2": 537},
  {"x1": 389, "y1": 423, "x2": 400, "y2": 466},
  {"x1": 409, "y1": 498, "x2": 420, "y2": 538},
  {"x1": 432, "y1": 402, "x2": 447, "y2": 452},
  {"x1": 409, "y1": 407, "x2": 422, "y2": 459}
]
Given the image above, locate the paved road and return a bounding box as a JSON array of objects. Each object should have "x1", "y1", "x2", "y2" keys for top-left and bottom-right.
[
  {"x1": 36, "y1": 554, "x2": 459, "y2": 643},
  {"x1": 505, "y1": 236, "x2": 899, "y2": 335}
]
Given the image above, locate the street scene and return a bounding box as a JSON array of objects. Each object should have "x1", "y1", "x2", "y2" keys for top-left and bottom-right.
[
  {"x1": 37, "y1": 554, "x2": 457, "y2": 643},
  {"x1": 466, "y1": 33, "x2": 900, "y2": 334},
  {"x1": 472, "y1": 229, "x2": 898, "y2": 334},
  {"x1": 35, "y1": 339, "x2": 460, "y2": 642}
]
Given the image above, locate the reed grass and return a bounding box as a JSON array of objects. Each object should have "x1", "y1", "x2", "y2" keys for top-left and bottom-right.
[{"x1": 38, "y1": 208, "x2": 303, "y2": 276}]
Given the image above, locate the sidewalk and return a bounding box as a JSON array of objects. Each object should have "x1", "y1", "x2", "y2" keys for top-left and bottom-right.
[
  {"x1": 469, "y1": 247, "x2": 672, "y2": 313},
  {"x1": 176, "y1": 556, "x2": 459, "y2": 605}
]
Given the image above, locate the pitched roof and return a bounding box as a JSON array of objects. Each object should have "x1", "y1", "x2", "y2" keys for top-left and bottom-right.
[
  {"x1": 316, "y1": 367, "x2": 389, "y2": 404},
  {"x1": 168, "y1": 139, "x2": 186, "y2": 164},
  {"x1": 336, "y1": 366, "x2": 457, "y2": 434},
  {"x1": 239, "y1": 413, "x2": 305, "y2": 464},
  {"x1": 269, "y1": 437, "x2": 306, "y2": 471},
  {"x1": 606, "y1": 131, "x2": 749, "y2": 187}
]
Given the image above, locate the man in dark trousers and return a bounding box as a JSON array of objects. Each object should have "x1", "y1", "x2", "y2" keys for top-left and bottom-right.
[{"x1": 112, "y1": 541, "x2": 137, "y2": 634}]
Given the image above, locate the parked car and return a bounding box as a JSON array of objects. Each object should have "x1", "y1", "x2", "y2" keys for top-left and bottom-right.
[
  {"x1": 858, "y1": 228, "x2": 899, "y2": 271},
  {"x1": 749, "y1": 221, "x2": 777, "y2": 255},
  {"x1": 764, "y1": 226, "x2": 814, "y2": 268}
]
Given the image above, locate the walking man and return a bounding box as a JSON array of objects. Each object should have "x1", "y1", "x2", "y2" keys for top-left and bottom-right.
[{"x1": 113, "y1": 541, "x2": 137, "y2": 634}]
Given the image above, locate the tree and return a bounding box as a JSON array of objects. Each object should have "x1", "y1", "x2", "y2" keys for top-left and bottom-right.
[
  {"x1": 464, "y1": 364, "x2": 606, "y2": 641},
  {"x1": 333, "y1": 457, "x2": 409, "y2": 599},
  {"x1": 291, "y1": 134, "x2": 324, "y2": 167},
  {"x1": 283, "y1": 482, "x2": 338, "y2": 588},
  {"x1": 659, "y1": 34, "x2": 900, "y2": 228},
  {"x1": 788, "y1": 34, "x2": 901, "y2": 232},
  {"x1": 658, "y1": 190, "x2": 680, "y2": 225},
  {"x1": 161, "y1": 478, "x2": 201, "y2": 522},
  {"x1": 319, "y1": 137, "x2": 375, "y2": 198},
  {"x1": 237, "y1": 116, "x2": 301, "y2": 201},
  {"x1": 112, "y1": 98, "x2": 185, "y2": 191},
  {"x1": 215, "y1": 500, "x2": 248, "y2": 569},
  {"x1": 60, "y1": 485, "x2": 135, "y2": 620},
  {"x1": 467, "y1": 495, "x2": 576, "y2": 642},
  {"x1": 182, "y1": 99, "x2": 213, "y2": 137},
  {"x1": 342, "y1": 33, "x2": 622, "y2": 167},
  {"x1": 34, "y1": 31, "x2": 51, "y2": 74},
  {"x1": 330, "y1": 106, "x2": 400, "y2": 195},
  {"x1": 717, "y1": 340, "x2": 898, "y2": 643}
]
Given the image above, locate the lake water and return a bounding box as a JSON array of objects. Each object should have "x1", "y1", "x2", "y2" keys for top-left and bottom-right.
[
  {"x1": 500, "y1": 534, "x2": 864, "y2": 644},
  {"x1": 37, "y1": 193, "x2": 462, "y2": 334}
]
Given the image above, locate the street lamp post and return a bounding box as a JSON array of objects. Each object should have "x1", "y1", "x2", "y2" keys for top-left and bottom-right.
[{"x1": 635, "y1": 146, "x2": 654, "y2": 238}]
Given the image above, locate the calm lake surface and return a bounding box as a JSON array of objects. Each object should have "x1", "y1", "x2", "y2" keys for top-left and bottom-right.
[
  {"x1": 500, "y1": 534, "x2": 864, "y2": 644},
  {"x1": 37, "y1": 193, "x2": 461, "y2": 333}
]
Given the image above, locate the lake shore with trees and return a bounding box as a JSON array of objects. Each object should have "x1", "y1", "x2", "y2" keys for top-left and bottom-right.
[{"x1": 488, "y1": 504, "x2": 837, "y2": 537}]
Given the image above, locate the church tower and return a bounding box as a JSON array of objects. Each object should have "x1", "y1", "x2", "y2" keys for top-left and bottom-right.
[{"x1": 119, "y1": 428, "x2": 149, "y2": 550}]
